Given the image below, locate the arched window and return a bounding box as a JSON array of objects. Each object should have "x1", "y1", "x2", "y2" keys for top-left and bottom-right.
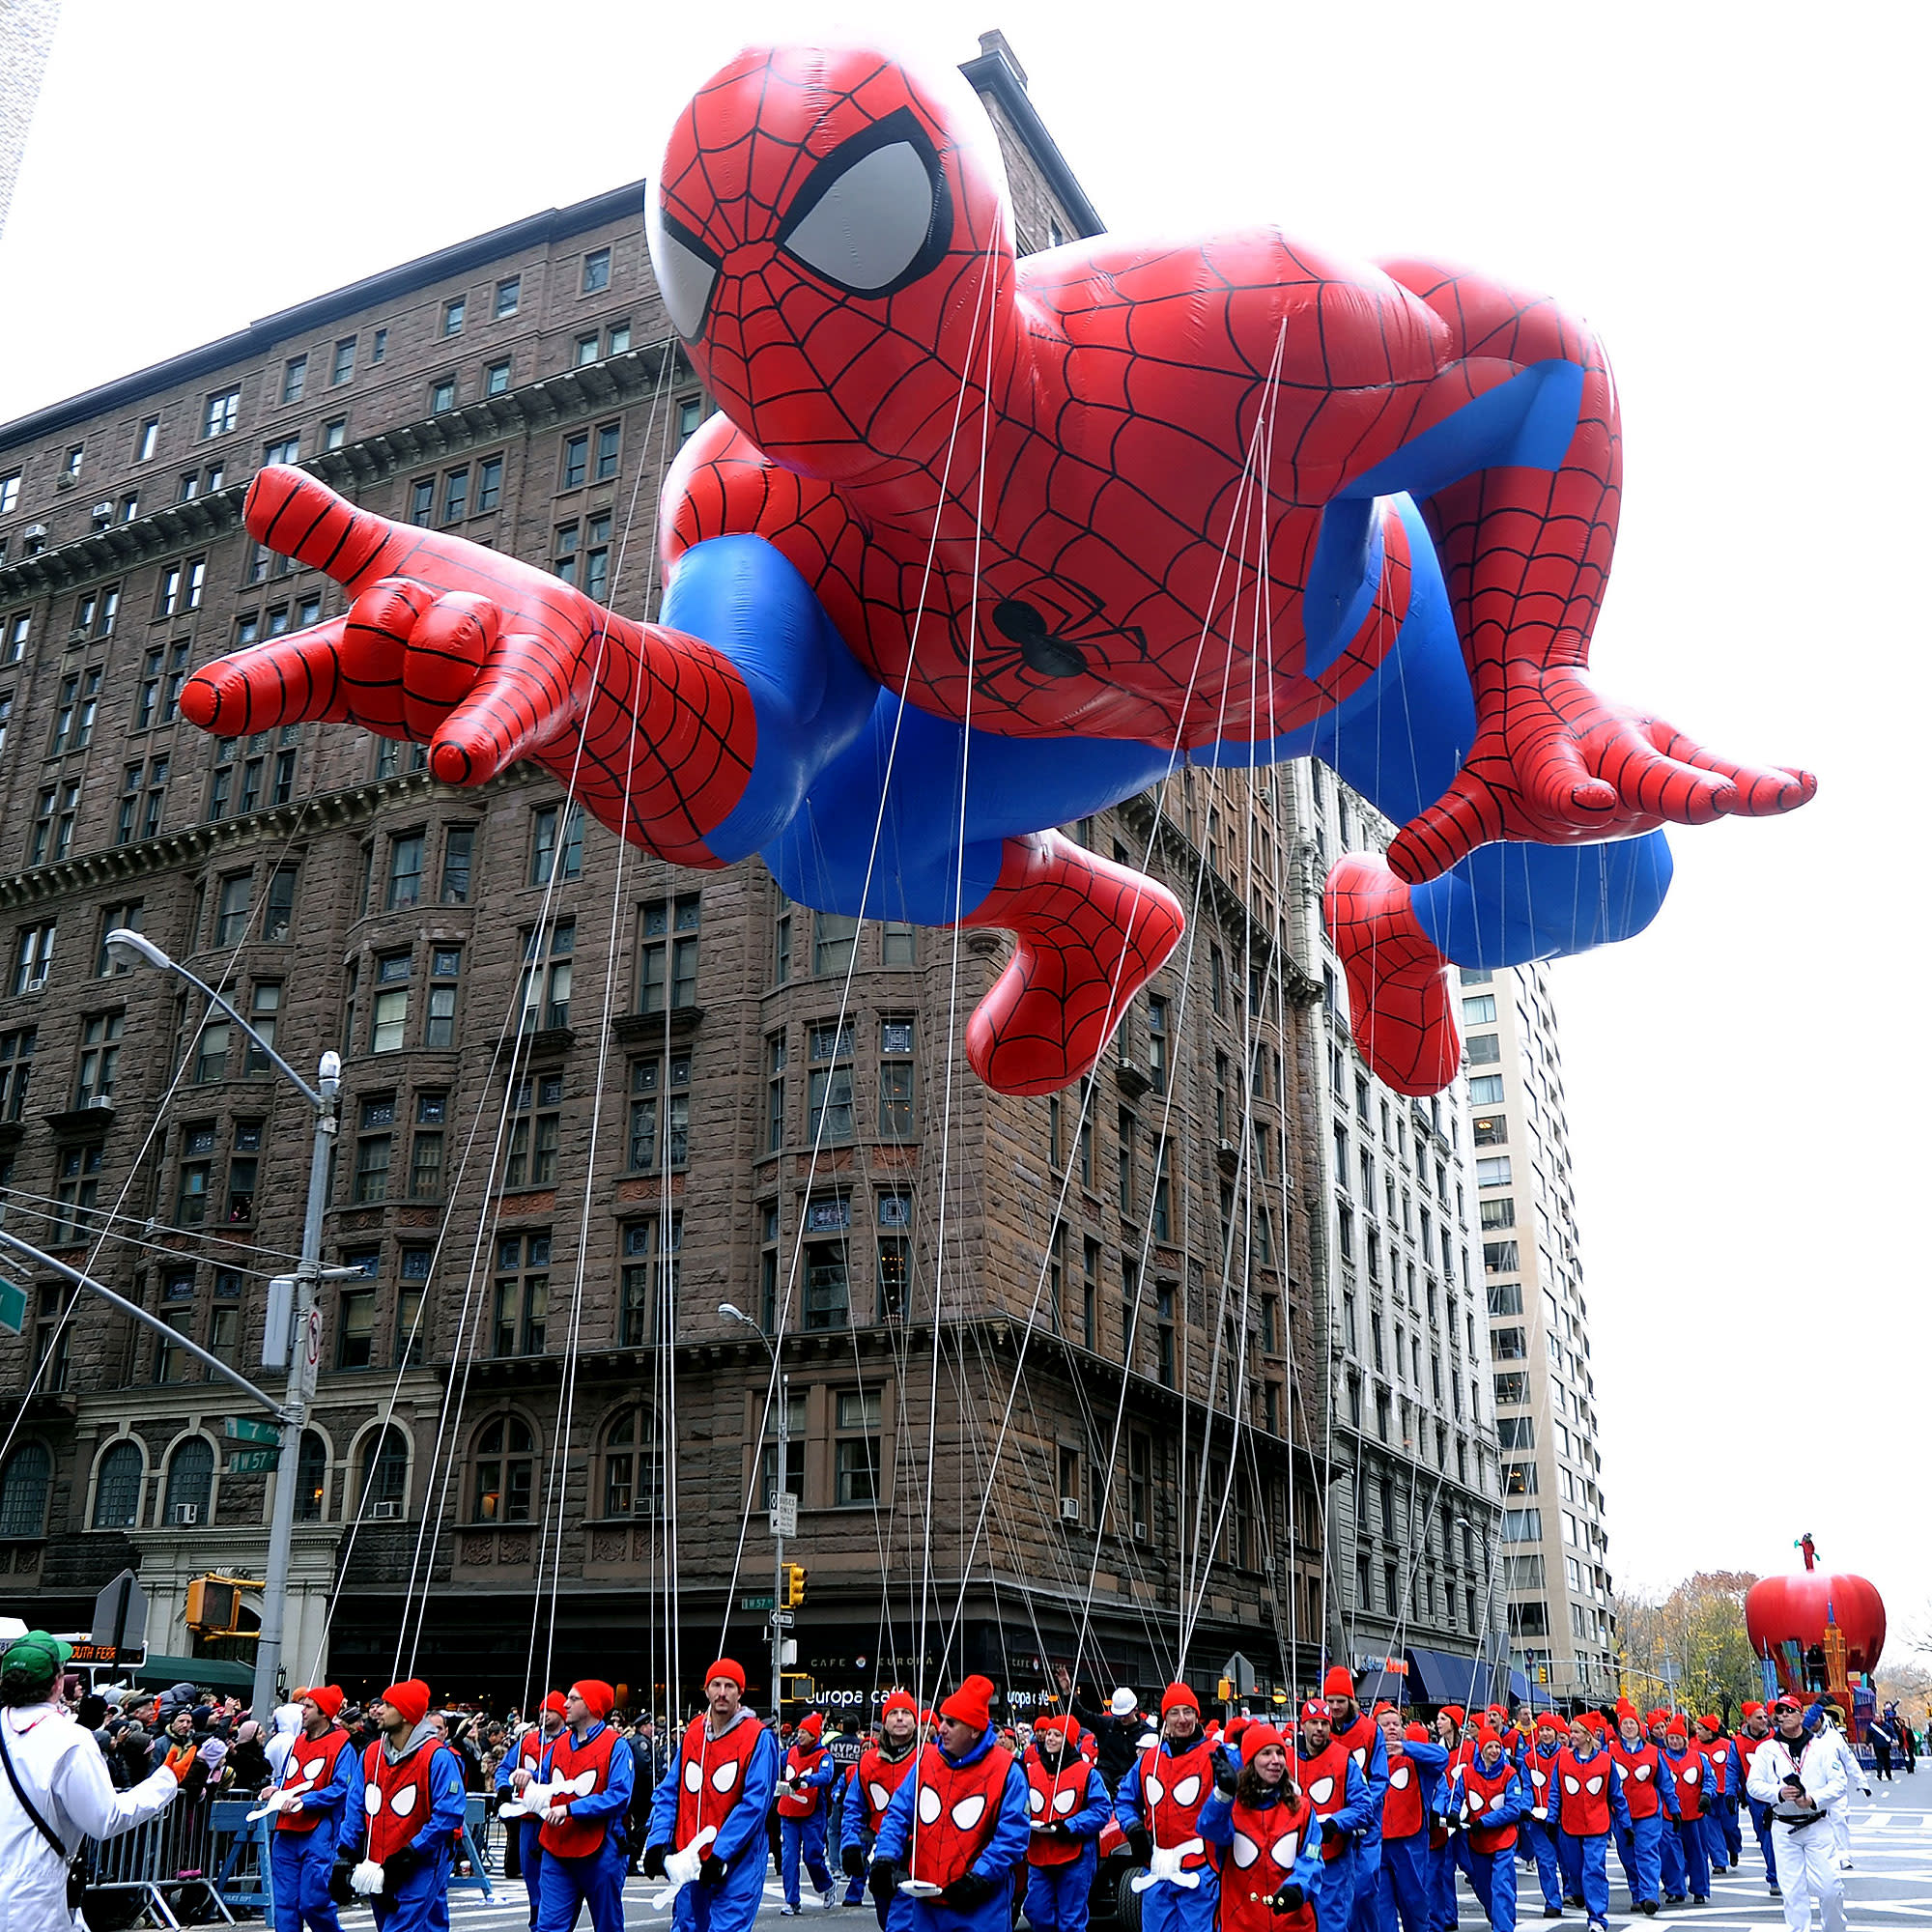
[
  {"x1": 0, "y1": 1443, "x2": 50, "y2": 1537},
  {"x1": 355, "y1": 1426, "x2": 410, "y2": 1518},
  {"x1": 601, "y1": 1410, "x2": 664, "y2": 1520},
  {"x1": 93, "y1": 1441, "x2": 144, "y2": 1530},
  {"x1": 472, "y1": 1415, "x2": 535, "y2": 1522},
  {"x1": 295, "y1": 1430, "x2": 328, "y2": 1522},
  {"x1": 163, "y1": 1437, "x2": 213, "y2": 1523}
]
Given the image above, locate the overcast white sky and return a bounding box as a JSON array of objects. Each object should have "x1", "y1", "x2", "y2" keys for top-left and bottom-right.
[{"x1": 5, "y1": 0, "x2": 1926, "y2": 1638}]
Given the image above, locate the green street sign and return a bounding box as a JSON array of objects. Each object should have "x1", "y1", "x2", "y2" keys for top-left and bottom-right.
[
  {"x1": 0, "y1": 1280, "x2": 25, "y2": 1337},
  {"x1": 225, "y1": 1417, "x2": 280, "y2": 1444},
  {"x1": 227, "y1": 1448, "x2": 281, "y2": 1473},
  {"x1": 740, "y1": 1595, "x2": 775, "y2": 1611}
]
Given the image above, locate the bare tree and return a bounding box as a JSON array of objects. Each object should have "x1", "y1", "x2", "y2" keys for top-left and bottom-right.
[{"x1": 1613, "y1": 1572, "x2": 1763, "y2": 1720}]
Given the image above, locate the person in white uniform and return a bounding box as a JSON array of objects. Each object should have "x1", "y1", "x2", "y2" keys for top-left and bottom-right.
[
  {"x1": 1814, "y1": 1719, "x2": 1870, "y2": 1872},
  {"x1": 0, "y1": 1632, "x2": 184, "y2": 1932},
  {"x1": 1744, "y1": 1695, "x2": 1847, "y2": 1932}
]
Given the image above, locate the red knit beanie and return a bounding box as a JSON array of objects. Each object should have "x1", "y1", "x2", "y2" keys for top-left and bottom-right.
[
  {"x1": 572, "y1": 1681, "x2": 614, "y2": 1720},
  {"x1": 541, "y1": 1692, "x2": 568, "y2": 1717},
  {"x1": 382, "y1": 1680, "x2": 430, "y2": 1727},
  {"x1": 298, "y1": 1686, "x2": 344, "y2": 1721},
  {"x1": 705, "y1": 1659, "x2": 746, "y2": 1690},
  {"x1": 939, "y1": 1675, "x2": 996, "y2": 1730},
  {"x1": 1160, "y1": 1682, "x2": 1200, "y2": 1716}
]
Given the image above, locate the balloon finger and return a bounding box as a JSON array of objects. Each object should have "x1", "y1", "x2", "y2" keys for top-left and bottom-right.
[
  {"x1": 179, "y1": 618, "x2": 352, "y2": 734},
  {"x1": 1644, "y1": 725, "x2": 1818, "y2": 818},
  {"x1": 402, "y1": 591, "x2": 500, "y2": 740},
  {"x1": 1387, "y1": 776, "x2": 1499, "y2": 884},
  {"x1": 1596, "y1": 732, "x2": 1733, "y2": 826},
  {"x1": 338, "y1": 579, "x2": 439, "y2": 733},
  {"x1": 244, "y1": 465, "x2": 406, "y2": 594},
  {"x1": 429, "y1": 635, "x2": 578, "y2": 786}
]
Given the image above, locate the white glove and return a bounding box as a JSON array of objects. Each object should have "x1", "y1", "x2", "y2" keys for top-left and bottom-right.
[
  {"x1": 1532, "y1": 1807, "x2": 1548, "y2": 1821},
  {"x1": 351, "y1": 1861, "x2": 385, "y2": 1896}
]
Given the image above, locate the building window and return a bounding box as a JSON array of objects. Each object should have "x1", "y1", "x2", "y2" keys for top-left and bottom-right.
[
  {"x1": 808, "y1": 1023, "x2": 854, "y2": 1144},
  {"x1": 619, "y1": 1215, "x2": 680, "y2": 1346},
  {"x1": 281, "y1": 355, "x2": 307, "y2": 404},
  {"x1": 353, "y1": 1095, "x2": 395, "y2": 1203},
  {"x1": 49, "y1": 666, "x2": 102, "y2": 753},
  {"x1": 1147, "y1": 995, "x2": 1168, "y2": 1091},
  {"x1": 396, "y1": 1248, "x2": 430, "y2": 1366},
  {"x1": 491, "y1": 1237, "x2": 551, "y2": 1357},
  {"x1": 678, "y1": 395, "x2": 704, "y2": 441},
  {"x1": 608, "y1": 320, "x2": 632, "y2": 355},
  {"x1": 135, "y1": 417, "x2": 159, "y2": 463},
  {"x1": 1466, "y1": 1033, "x2": 1501, "y2": 1065},
  {"x1": 322, "y1": 418, "x2": 346, "y2": 451},
  {"x1": 530, "y1": 801, "x2": 583, "y2": 884},
  {"x1": 835, "y1": 1390, "x2": 882, "y2": 1503},
  {"x1": 440, "y1": 466, "x2": 469, "y2": 523},
  {"x1": 518, "y1": 922, "x2": 574, "y2": 1032},
  {"x1": 593, "y1": 421, "x2": 619, "y2": 481},
  {"x1": 813, "y1": 911, "x2": 858, "y2": 976},
  {"x1": 92, "y1": 1440, "x2": 142, "y2": 1529},
  {"x1": 602, "y1": 1409, "x2": 664, "y2": 1517},
  {"x1": 386, "y1": 832, "x2": 424, "y2": 908},
  {"x1": 204, "y1": 387, "x2": 240, "y2": 438},
  {"x1": 356, "y1": 1424, "x2": 409, "y2": 1514},
  {"x1": 1479, "y1": 1197, "x2": 1516, "y2": 1231},
  {"x1": 0, "y1": 1444, "x2": 50, "y2": 1537},
  {"x1": 409, "y1": 478, "x2": 433, "y2": 526},
  {"x1": 293, "y1": 1430, "x2": 328, "y2": 1521},
  {"x1": 371, "y1": 327, "x2": 387, "y2": 363},
  {"x1": 336, "y1": 1279, "x2": 377, "y2": 1369},
  {"x1": 1503, "y1": 1508, "x2": 1543, "y2": 1542},
  {"x1": 1475, "y1": 1155, "x2": 1512, "y2": 1188},
  {"x1": 191, "y1": 1011, "x2": 230, "y2": 1085},
  {"x1": 409, "y1": 1092, "x2": 446, "y2": 1197},
  {"x1": 442, "y1": 296, "x2": 466, "y2": 337},
  {"x1": 804, "y1": 1206, "x2": 851, "y2": 1331},
  {"x1": 331, "y1": 337, "x2": 355, "y2": 384},
  {"x1": 370, "y1": 952, "x2": 411, "y2": 1052},
  {"x1": 74, "y1": 1010, "x2": 123, "y2": 1105},
  {"x1": 440, "y1": 826, "x2": 474, "y2": 903},
  {"x1": 879, "y1": 1019, "x2": 914, "y2": 1136},
  {"x1": 242, "y1": 981, "x2": 280, "y2": 1075},
  {"x1": 261, "y1": 865, "x2": 297, "y2": 942},
  {"x1": 639, "y1": 895, "x2": 700, "y2": 1010},
  {"x1": 505, "y1": 1073, "x2": 562, "y2": 1188},
  {"x1": 575, "y1": 332, "x2": 599, "y2": 368},
  {"x1": 766, "y1": 1034, "x2": 787, "y2": 1152},
  {"x1": 876, "y1": 1192, "x2": 911, "y2": 1321},
  {"x1": 582, "y1": 246, "x2": 611, "y2": 293},
  {"x1": 486, "y1": 357, "x2": 511, "y2": 396},
  {"x1": 0, "y1": 1028, "x2": 34, "y2": 1122},
  {"x1": 472, "y1": 1414, "x2": 536, "y2": 1520},
  {"x1": 628, "y1": 1054, "x2": 691, "y2": 1171},
  {"x1": 475, "y1": 454, "x2": 502, "y2": 513},
  {"x1": 163, "y1": 1437, "x2": 213, "y2": 1519},
  {"x1": 12, "y1": 921, "x2": 56, "y2": 996},
  {"x1": 264, "y1": 435, "x2": 299, "y2": 467},
  {"x1": 425, "y1": 947, "x2": 461, "y2": 1047},
  {"x1": 561, "y1": 433, "x2": 588, "y2": 491},
  {"x1": 53, "y1": 1142, "x2": 103, "y2": 1242},
  {"x1": 431, "y1": 375, "x2": 456, "y2": 412}
]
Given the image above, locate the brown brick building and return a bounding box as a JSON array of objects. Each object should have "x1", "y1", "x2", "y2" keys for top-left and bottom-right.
[{"x1": 0, "y1": 35, "x2": 1497, "y2": 1717}]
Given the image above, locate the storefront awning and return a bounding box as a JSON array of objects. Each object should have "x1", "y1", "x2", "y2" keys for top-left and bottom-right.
[
  {"x1": 1405, "y1": 1645, "x2": 1492, "y2": 1707},
  {"x1": 131, "y1": 1652, "x2": 255, "y2": 1690}
]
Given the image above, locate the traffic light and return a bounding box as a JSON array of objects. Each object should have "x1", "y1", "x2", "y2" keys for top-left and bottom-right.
[
  {"x1": 781, "y1": 1672, "x2": 816, "y2": 1708},
  {"x1": 781, "y1": 1562, "x2": 808, "y2": 1608},
  {"x1": 1217, "y1": 1677, "x2": 1234, "y2": 1702},
  {"x1": 185, "y1": 1576, "x2": 241, "y2": 1634}
]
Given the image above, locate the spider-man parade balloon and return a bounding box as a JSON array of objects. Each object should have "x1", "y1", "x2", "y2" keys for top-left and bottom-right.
[{"x1": 183, "y1": 43, "x2": 1814, "y2": 1098}]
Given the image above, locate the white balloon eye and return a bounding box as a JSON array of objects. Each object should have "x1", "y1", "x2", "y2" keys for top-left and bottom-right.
[
  {"x1": 777, "y1": 108, "x2": 952, "y2": 298},
  {"x1": 648, "y1": 199, "x2": 721, "y2": 343}
]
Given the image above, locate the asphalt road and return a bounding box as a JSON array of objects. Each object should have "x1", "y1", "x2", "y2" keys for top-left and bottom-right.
[{"x1": 440, "y1": 1780, "x2": 1932, "y2": 1932}]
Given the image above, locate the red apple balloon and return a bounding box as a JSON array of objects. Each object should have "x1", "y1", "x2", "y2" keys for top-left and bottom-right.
[{"x1": 1746, "y1": 1535, "x2": 1887, "y2": 1678}]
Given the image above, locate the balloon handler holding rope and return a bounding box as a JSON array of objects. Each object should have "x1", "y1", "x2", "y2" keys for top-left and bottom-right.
[{"x1": 181, "y1": 43, "x2": 1814, "y2": 1097}]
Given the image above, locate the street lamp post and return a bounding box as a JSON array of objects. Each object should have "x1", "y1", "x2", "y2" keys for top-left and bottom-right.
[
  {"x1": 721, "y1": 1302, "x2": 786, "y2": 1715},
  {"x1": 106, "y1": 928, "x2": 339, "y2": 1719}
]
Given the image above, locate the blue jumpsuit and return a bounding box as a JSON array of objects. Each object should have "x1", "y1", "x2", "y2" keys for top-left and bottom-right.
[
  {"x1": 840, "y1": 1744, "x2": 921, "y2": 1925},
  {"x1": 1290, "y1": 1751, "x2": 1373, "y2": 1932},
  {"x1": 644, "y1": 1715, "x2": 781, "y2": 1932},
  {"x1": 269, "y1": 1731, "x2": 357, "y2": 1932},
  {"x1": 1333, "y1": 1729, "x2": 1389, "y2": 1932},
  {"x1": 1608, "y1": 1738, "x2": 1678, "y2": 1911},
  {"x1": 873, "y1": 1730, "x2": 1031, "y2": 1932},
  {"x1": 1552, "y1": 1747, "x2": 1629, "y2": 1932},
  {"x1": 1736, "y1": 1736, "x2": 1778, "y2": 1890},
  {"x1": 495, "y1": 1727, "x2": 563, "y2": 1929},
  {"x1": 1375, "y1": 1742, "x2": 1445, "y2": 1932},
  {"x1": 1114, "y1": 1742, "x2": 1226, "y2": 1932},
  {"x1": 1445, "y1": 1762, "x2": 1523, "y2": 1932},
  {"x1": 1698, "y1": 1738, "x2": 1743, "y2": 1873},
  {"x1": 1656, "y1": 1750, "x2": 1710, "y2": 1903},
  {"x1": 1019, "y1": 1751, "x2": 1110, "y2": 1932},
  {"x1": 780, "y1": 1742, "x2": 839, "y2": 1910},
  {"x1": 341, "y1": 1735, "x2": 469, "y2": 1932},
  {"x1": 1514, "y1": 1740, "x2": 1564, "y2": 1914},
  {"x1": 1199, "y1": 1788, "x2": 1324, "y2": 1929},
  {"x1": 535, "y1": 1723, "x2": 636, "y2": 1932}
]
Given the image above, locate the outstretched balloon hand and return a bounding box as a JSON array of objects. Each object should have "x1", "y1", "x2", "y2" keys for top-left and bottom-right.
[
  {"x1": 182, "y1": 468, "x2": 756, "y2": 867},
  {"x1": 180, "y1": 467, "x2": 611, "y2": 782},
  {"x1": 1385, "y1": 653, "x2": 1816, "y2": 884}
]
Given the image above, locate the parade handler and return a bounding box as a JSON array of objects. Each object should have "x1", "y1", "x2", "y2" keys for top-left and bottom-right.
[
  {"x1": 1745, "y1": 1694, "x2": 1847, "y2": 1932},
  {"x1": 1021, "y1": 1716, "x2": 1111, "y2": 1932},
  {"x1": 1198, "y1": 1722, "x2": 1324, "y2": 1932},
  {"x1": 1115, "y1": 1684, "x2": 1223, "y2": 1932},
  {"x1": 262, "y1": 1685, "x2": 357, "y2": 1932},
  {"x1": 497, "y1": 1693, "x2": 570, "y2": 1929},
  {"x1": 533, "y1": 1680, "x2": 634, "y2": 1932},
  {"x1": 869, "y1": 1676, "x2": 1030, "y2": 1932},
  {"x1": 844, "y1": 1692, "x2": 922, "y2": 1925},
  {"x1": 777, "y1": 1711, "x2": 838, "y2": 1913},
  {"x1": 344, "y1": 1680, "x2": 468, "y2": 1932},
  {"x1": 643, "y1": 1660, "x2": 781, "y2": 1932}
]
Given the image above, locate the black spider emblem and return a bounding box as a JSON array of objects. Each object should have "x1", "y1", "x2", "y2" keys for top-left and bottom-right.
[{"x1": 980, "y1": 580, "x2": 1148, "y2": 689}]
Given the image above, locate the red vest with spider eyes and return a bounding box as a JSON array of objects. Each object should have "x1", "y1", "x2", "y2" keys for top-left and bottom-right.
[
  {"x1": 1608, "y1": 1740, "x2": 1664, "y2": 1820},
  {"x1": 1702, "y1": 1736, "x2": 1734, "y2": 1796},
  {"x1": 1662, "y1": 1747, "x2": 1707, "y2": 1821},
  {"x1": 1381, "y1": 1754, "x2": 1425, "y2": 1840},
  {"x1": 1459, "y1": 1756, "x2": 1519, "y2": 1856},
  {"x1": 1024, "y1": 1752, "x2": 1095, "y2": 1867},
  {"x1": 1296, "y1": 1741, "x2": 1355, "y2": 1862},
  {"x1": 855, "y1": 1741, "x2": 918, "y2": 1833},
  {"x1": 1520, "y1": 1744, "x2": 1561, "y2": 1818},
  {"x1": 778, "y1": 1742, "x2": 829, "y2": 1819},
  {"x1": 540, "y1": 1722, "x2": 622, "y2": 1858},
  {"x1": 674, "y1": 1714, "x2": 766, "y2": 1851},
  {"x1": 360, "y1": 1738, "x2": 449, "y2": 1866},
  {"x1": 276, "y1": 1726, "x2": 352, "y2": 1834},
  {"x1": 1222, "y1": 1790, "x2": 1314, "y2": 1932},
  {"x1": 904, "y1": 1742, "x2": 1014, "y2": 1889},
  {"x1": 1553, "y1": 1747, "x2": 1612, "y2": 1837},
  {"x1": 1136, "y1": 1739, "x2": 1219, "y2": 1870}
]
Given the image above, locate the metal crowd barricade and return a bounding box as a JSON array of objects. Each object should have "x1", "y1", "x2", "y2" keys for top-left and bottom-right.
[
  {"x1": 457, "y1": 1794, "x2": 498, "y2": 1900},
  {"x1": 80, "y1": 1795, "x2": 242, "y2": 1929}
]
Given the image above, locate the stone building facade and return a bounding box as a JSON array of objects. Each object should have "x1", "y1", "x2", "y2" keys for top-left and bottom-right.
[{"x1": 0, "y1": 37, "x2": 1349, "y2": 1716}]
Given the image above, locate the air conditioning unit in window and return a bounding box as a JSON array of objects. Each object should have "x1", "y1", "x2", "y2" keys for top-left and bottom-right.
[
  {"x1": 23, "y1": 977, "x2": 46, "y2": 994},
  {"x1": 55, "y1": 473, "x2": 75, "y2": 491},
  {"x1": 1218, "y1": 1139, "x2": 1237, "y2": 1155},
  {"x1": 22, "y1": 525, "x2": 46, "y2": 539},
  {"x1": 1133, "y1": 1520, "x2": 1149, "y2": 1541},
  {"x1": 371, "y1": 1501, "x2": 402, "y2": 1520},
  {"x1": 85, "y1": 1094, "x2": 113, "y2": 1110},
  {"x1": 170, "y1": 1502, "x2": 200, "y2": 1526},
  {"x1": 1059, "y1": 1497, "x2": 1080, "y2": 1523}
]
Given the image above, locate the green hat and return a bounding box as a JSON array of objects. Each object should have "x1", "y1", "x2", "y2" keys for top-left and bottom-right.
[{"x1": 2, "y1": 1631, "x2": 71, "y2": 1688}]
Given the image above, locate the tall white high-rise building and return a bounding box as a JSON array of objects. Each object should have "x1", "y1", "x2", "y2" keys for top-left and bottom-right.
[{"x1": 1460, "y1": 962, "x2": 1616, "y2": 1702}]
